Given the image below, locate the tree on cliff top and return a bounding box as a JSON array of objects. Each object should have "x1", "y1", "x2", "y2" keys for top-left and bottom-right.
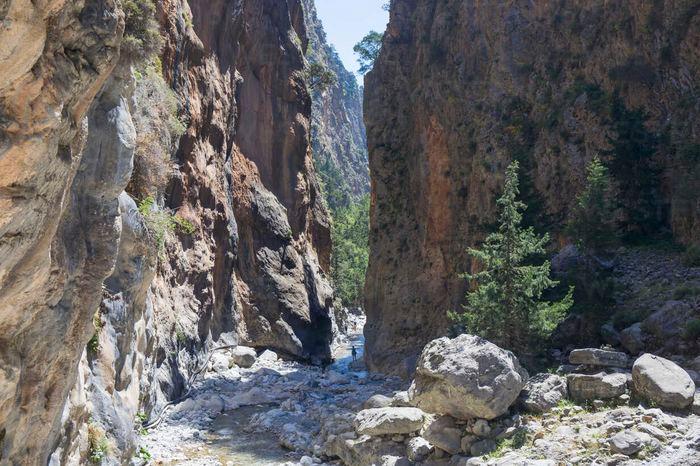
[
  {"x1": 449, "y1": 161, "x2": 572, "y2": 354},
  {"x1": 353, "y1": 31, "x2": 383, "y2": 74}
]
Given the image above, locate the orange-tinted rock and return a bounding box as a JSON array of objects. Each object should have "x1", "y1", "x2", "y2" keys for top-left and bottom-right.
[{"x1": 364, "y1": 0, "x2": 700, "y2": 376}]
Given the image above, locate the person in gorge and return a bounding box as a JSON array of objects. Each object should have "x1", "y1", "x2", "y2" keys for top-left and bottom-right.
[{"x1": 351, "y1": 345, "x2": 357, "y2": 363}]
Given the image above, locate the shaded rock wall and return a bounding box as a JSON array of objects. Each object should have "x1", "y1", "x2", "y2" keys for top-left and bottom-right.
[
  {"x1": 301, "y1": 0, "x2": 369, "y2": 208},
  {"x1": 364, "y1": 0, "x2": 700, "y2": 376},
  {"x1": 1, "y1": 0, "x2": 335, "y2": 463}
]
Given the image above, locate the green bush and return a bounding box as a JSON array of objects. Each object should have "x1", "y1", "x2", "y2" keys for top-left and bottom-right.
[
  {"x1": 88, "y1": 423, "x2": 109, "y2": 464},
  {"x1": 673, "y1": 284, "x2": 700, "y2": 300},
  {"x1": 682, "y1": 244, "x2": 700, "y2": 267},
  {"x1": 684, "y1": 319, "x2": 700, "y2": 341},
  {"x1": 353, "y1": 31, "x2": 383, "y2": 74},
  {"x1": 612, "y1": 308, "x2": 652, "y2": 331},
  {"x1": 122, "y1": 0, "x2": 164, "y2": 64},
  {"x1": 87, "y1": 310, "x2": 104, "y2": 353},
  {"x1": 128, "y1": 62, "x2": 186, "y2": 198},
  {"x1": 449, "y1": 161, "x2": 572, "y2": 354},
  {"x1": 137, "y1": 196, "x2": 196, "y2": 253}
]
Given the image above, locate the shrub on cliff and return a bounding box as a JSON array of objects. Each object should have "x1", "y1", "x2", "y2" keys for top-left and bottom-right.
[
  {"x1": 122, "y1": 0, "x2": 163, "y2": 63},
  {"x1": 138, "y1": 196, "x2": 196, "y2": 254},
  {"x1": 305, "y1": 62, "x2": 337, "y2": 93},
  {"x1": 567, "y1": 157, "x2": 619, "y2": 253},
  {"x1": 128, "y1": 61, "x2": 186, "y2": 198},
  {"x1": 449, "y1": 161, "x2": 572, "y2": 354},
  {"x1": 682, "y1": 244, "x2": 700, "y2": 267}
]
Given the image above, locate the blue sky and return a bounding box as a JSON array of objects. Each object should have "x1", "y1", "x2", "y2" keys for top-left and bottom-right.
[{"x1": 315, "y1": 0, "x2": 389, "y2": 80}]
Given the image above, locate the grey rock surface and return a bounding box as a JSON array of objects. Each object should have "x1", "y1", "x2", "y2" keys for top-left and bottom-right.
[
  {"x1": 632, "y1": 354, "x2": 695, "y2": 409},
  {"x1": 567, "y1": 372, "x2": 628, "y2": 401},
  {"x1": 410, "y1": 335, "x2": 528, "y2": 420}
]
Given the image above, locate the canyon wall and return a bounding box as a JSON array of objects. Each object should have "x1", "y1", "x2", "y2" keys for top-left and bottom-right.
[
  {"x1": 0, "y1": 0, "x2": 334, "y2": 463},
  {"x1": 302, "y1": 0, "x2": 370, "y2": 209},
  {"x1": 364, "y1": 0, "x2": 700, "y2": 377}
]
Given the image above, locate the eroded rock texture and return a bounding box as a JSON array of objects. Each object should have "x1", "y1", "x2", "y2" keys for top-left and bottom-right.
[
  {"x1": 0, "y1": 1, "x2": 127, "y2": 463},
  {"x1": 364, "y1": 0, "x2": 700, "y2": 376},
  {"x1": 1, "y1": 0, "x2": 334, "y2": 463},
  {"x1": 162, "y1": 0, "x2": 334, "y2": 362},
  {"x1": 301, "y1": 0, "x2": 369, "y2": 206}
]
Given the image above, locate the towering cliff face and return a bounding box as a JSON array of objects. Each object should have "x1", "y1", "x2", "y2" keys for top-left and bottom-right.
[
  {"x1": 0, "y1": 1, "x2": 129, "y2": 462},
  {"x1": 0, "y1": 0, "x2": 334, "y2": 463},
  {"x1": 364, "y1": 0, "x2": 700, "y2": 376},
  {"x1": 301, "y1": 0, "x2": 369, "y2": 209}
]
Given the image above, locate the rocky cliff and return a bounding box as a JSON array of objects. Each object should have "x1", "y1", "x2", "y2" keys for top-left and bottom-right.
[
  {"x1": 0, "y1": 0, "x2": 334, "y2": 463},
  {"x1": 301, "y1": 0, "x2": 369, "y2": 210},
  {"x1": 364, "y1": 0, "x2": 700, "y2": 376}
]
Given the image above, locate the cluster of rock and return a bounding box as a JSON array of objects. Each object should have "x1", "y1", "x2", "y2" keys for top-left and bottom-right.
[
  {"x1": 325, "y1": 338, "x2": 699, "y2": 465},
  {"x1": 561, "y1": 348, "x2": 697, "y2": 413},
  {"x1": 326, "y1": 335, "x2": 530, "y2": 465}
]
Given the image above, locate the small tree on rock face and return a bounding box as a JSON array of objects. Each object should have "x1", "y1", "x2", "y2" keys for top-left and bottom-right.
[
  {"x1": 568, "y1": 156, "x2": 619, "y2": 253},
  {"x1": 353, "y1": 31, "x2": 383, "y2": 74},
  {"x1": 449, "y1": 161, "x2": 572, "y2": 354},
  {"x1": 305, "y1": 62, "x2": 337, "y2": 93}
]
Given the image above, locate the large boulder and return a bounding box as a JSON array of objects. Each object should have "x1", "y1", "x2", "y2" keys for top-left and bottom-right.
[
  {"x1": 231, "y1": 346, "x2": 257, "y2": 368},
  {"x1": 567, "y1": 372, "x2": 627, "y2": 401},
  {"x1": 568, "y1": 348, "x2": 628, "y2": 367},
  {"x1": 409, "y1": 335, "x2": 528, "y2": 420},
  {"x1": 632, "y1": 354, "x2": 695, "y2": 409},
  {"x1": 519, "y1": 373, "x2": 568, "y2": 413},
  {"x1": 354, "y1": 408, "x2": 426, "y2": 436}
]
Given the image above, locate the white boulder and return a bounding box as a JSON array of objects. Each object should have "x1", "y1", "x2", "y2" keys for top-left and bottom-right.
[
  {"x1": 409, "y1": 335, "x2": 528, "y2": 420},
  {"x1": 632, "y1": 353, "x2": 695, "y2": 409}
]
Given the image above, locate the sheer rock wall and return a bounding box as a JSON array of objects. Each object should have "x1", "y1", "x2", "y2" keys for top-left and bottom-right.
[{"x1": 364, "y1": 0, "x2": 700, "y2": 377}]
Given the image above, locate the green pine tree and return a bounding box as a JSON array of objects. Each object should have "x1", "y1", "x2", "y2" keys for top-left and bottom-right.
[
  {"x1": 449, "y1": 161, "x2": 572, "y2": 354},
  {"x1": 568, "y1": 156, "x2": 619, "y2": 252}
]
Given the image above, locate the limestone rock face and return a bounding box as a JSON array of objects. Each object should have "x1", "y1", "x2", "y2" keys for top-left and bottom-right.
[
  {"x1": 409, "y1": 335, "x2": 528, "y2": 420},
  {"x1": 364, "y1": 0, "x2": 700, "y2": 375},
  {"x1": 632, "y1": 354, "x2": 695, "y2": 409},
  {"x1": 1, "y1": 0, "x2": 336, "y2": 463},
  {"x1": 160, "y1": 0, "x2": 334, "y2": 363},
  {"x1": 0, "y1": 1, "x2": 126, "y2": 462}
]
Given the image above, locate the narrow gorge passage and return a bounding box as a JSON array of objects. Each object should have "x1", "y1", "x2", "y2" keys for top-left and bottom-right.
[{"x1": 1, "y1": 1, "x2": 700, "y2": 465}]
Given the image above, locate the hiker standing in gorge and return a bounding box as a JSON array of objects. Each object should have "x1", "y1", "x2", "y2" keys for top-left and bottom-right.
[{"x1": 351, "y1": 345, "x2": 357, "y2": 363}]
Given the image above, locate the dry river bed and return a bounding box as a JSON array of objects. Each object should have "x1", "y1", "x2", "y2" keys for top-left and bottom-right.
[{"x1": 141, "y1": 330, "x2": 700, "y2": 466}]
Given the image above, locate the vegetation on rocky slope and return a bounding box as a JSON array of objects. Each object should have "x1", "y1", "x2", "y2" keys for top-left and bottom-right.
[{"x1": 450, "y1": 162, "x2": 572, "y2": 356}]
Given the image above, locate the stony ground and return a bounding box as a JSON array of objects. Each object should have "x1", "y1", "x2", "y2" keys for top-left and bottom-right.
[{"x1": 140, "y1": 358, "x2": 699, "y2": 465}]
